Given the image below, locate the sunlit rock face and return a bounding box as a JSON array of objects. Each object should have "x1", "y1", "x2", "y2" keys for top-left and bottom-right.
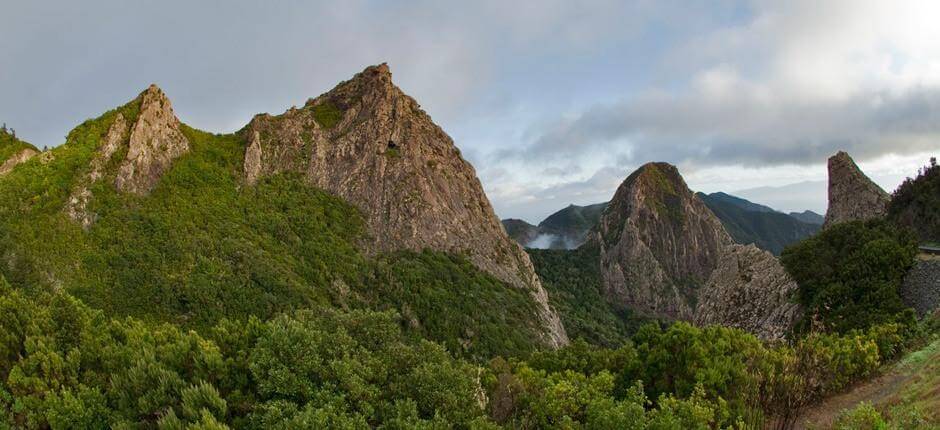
[{"x1": 242, "y1": 64, "x2": 568, "y2": 348}]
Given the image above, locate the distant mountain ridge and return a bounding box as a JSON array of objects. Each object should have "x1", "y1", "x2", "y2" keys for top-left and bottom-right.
[
  {"x1": 504, "y1": 192, "x2": 821, "y2": 255},
  {"x1": 697, "y1": 192, "x2": 821, "y2": 255}
]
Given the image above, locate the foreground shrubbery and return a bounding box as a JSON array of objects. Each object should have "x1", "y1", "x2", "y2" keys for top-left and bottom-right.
[
  {"x1": 781, "y1": 219, "x2": 918, "y2": 334},
  {"x1": 0, "y1": 273, "x2": 923, "y2": 429}
]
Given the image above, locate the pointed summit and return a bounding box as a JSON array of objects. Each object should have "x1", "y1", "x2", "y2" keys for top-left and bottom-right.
[
  {"x1": 115, "y1": 84, "x2": 190, "y2": 195},
  {"x1": 588, "y1": 162, "x2": 731, "y2": 319},
  {"x1": 822, "y1": 151, "x2": 889, "y2": 228},
  {"x1": 242, "y1": 64, "x2": 568, "y2": 347},
  {"x1": 66, "y1": 85, "x2": 190, "y2": 227}
]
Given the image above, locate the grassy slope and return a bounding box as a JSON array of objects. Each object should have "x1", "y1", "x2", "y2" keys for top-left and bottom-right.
[
  {"x1": 528, "y1": 246, "x2": 650, "y2": 347},
  {"x1": 699, "y1": 192, "x2": 820, "y2": 255},
  {"x1": 0, "y1": 129, "x2": 38, "y2": 164},
  {"x1": 0, "y1": 98, "x2": 543, "y2": 360},
  {"x1": 797, "y1": 335, "x2": 940, "y2": 429}
]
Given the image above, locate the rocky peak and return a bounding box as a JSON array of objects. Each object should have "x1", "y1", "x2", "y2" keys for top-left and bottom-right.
[
  {"x1": 823, "y1": 151, "x2": 889, "y2": 228},
  {"x1": 589, "y1": 162, "x2": 801, "y2": 338},
  {"x1": 115, "y1": 84, "x2": 190, "y2": 195},
  {"x1": 242, "y1": 64, "x2": 567, "y2": 347},
  {"x1": 67, "y1": 85, "x2": 189, "y2": 227},
  {"x1": 588, "y1": 162, "x2": 731, "y2": 319}
]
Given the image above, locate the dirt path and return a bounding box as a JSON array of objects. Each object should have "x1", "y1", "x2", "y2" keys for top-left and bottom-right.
[
  {"x1": 793, "y1": 338, "x2": 940, "y2": 429},
  {"x1": 793, "y1": 369, "x2": 910, "y2": 429}
]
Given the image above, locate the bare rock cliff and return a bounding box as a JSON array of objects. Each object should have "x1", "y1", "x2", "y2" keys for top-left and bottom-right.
[
  {"x1": 694, "y1": 244, "x2": 801, "y2": 340},
  {"x1": 0, "y1": 148, "x2": 38, "y2": 176},
  {"x1": 241, "y1": 64, "x2": 567, "y2": 347},
  {"x1": 587, "y1": 163, "x2": 732, "y2": 320},
  {"x1": 823, "y1": 151, "x2": 889, "y2": 228},
  {"x1": 589, "y1": 162, "x2": 802, "y2": 339},
  {"x1": 115, "y1": 85, "x2": 190, "y2": 195}
]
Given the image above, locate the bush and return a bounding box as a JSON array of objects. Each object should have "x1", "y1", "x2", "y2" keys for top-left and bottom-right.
[{"x1": 781, "y1": 219, "x2": 918, "y2": 334}]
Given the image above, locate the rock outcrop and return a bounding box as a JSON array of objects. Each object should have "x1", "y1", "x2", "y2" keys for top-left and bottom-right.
[
  {"x1": 0, "y1": 148, "x2": 38, "y2": 176},
  {"x1": 588, "y1": 162, "x2": 802, "y2": 339},
  {"x1": 901, "y1": 258, "x2": 940, "y2": 317},
  {"x1": 241, "y1": 64, "x2": 567, "y2": 347},
  {"x1": 694, "y1": 244, "x2": 801, "y2": 340},
  {"x1": 67, "y1": 85, "x2": 189, "y2": 227},
  {"x1": 823, "y1": 151, "x2": 889, "y2": 228},
  {"x1": 587, "y1": 163, "x2": 732, "y2": 319},
  {"x1": 115, "y1": 85, "x2": 190, "y2": 195}
]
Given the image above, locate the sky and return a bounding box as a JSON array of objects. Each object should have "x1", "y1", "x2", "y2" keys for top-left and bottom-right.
[{"x1": 2, "y1": 0, "x2": 939, "y2": 222}]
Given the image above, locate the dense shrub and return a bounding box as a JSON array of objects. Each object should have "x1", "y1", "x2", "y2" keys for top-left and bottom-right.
[
  {"x1": 781, "y1": 219, "x2": 918, "y2": 334},
  {"x1": 888, "y1": 157, "x2": 940, "y2": 243}
]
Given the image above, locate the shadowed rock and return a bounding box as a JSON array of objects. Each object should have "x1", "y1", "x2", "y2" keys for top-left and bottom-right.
[{"x1": 823, "y1": 151, "x2": 889, "y2": 228}]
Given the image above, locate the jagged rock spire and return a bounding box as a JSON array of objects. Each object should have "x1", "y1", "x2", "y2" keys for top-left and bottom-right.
[
  {"x1": 242, "y1": 64, "x2": 568, "y2": 347},
  {"x1": 822, "y1": 151, "x2": 889, "y2": 228},
  {"x1": 115, "y1": 84, "x2": 190, "y2": 195}
]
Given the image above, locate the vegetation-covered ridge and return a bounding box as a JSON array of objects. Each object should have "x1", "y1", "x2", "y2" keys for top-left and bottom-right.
[
  {"x1": 0, "y1": 275, "x2": 933, "y2": 429},
  {"x1": 0, "y1": 90, "x2": 546, "y2": 360},
  {"x1": 888, "y1": 157, "x2": 940, "y2": 243},
  {"x1": 0, "y1": 125, "x2": 38, "y2": 164}
]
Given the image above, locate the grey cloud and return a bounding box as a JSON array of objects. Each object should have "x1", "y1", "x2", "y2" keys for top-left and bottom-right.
[{"x1": 514, "y1": 87, "x2": 940, "y2": 168}]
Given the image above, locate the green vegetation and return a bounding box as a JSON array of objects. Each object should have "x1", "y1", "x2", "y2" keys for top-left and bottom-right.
[
  {"x1": 528, "y1": 247, "x2": 646, "y2": 347},
  {"x1": 1, "y1": 280, "x2": 927, "y2": 429},
  {"x1": 311, "y1": 101, "x2": 344, "y2": 129},
  {"x1": 0, "y1": 126, "x2": 38, "y2": 164},
  {"x1": 781, "y1": 220, "x2": 918, "y2": 334},
  {"x1": 0, "y1": 103, "x2": 543, "y2": 360},
  {"x1": 698, "y1": 192, "x2": 819, "y2": 255},
  {"x1": 888, "y1": 157, "x2": 940, "y2": 243}
]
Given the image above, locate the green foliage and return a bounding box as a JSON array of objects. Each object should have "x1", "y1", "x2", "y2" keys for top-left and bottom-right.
[
  {"x1": 528, "y1": 247, "x2": 647, "y2": 347},
  {"x1": 888, "y1": 157, "x2": 940, "y2": 243},
  {"x1": 311, "y1": 102, "x2": 344, "y2": 129},
  {"x1": 0, "y1": 114, "x2": 545, "y2": 359},
  {"x1": 698, "y1": 192, "x2": 819, "y2": 255},
  {"x1": 781, "y1": 219, "x2": 918, "y2": 334},
  {"x1": 0, "y1": 128, "x2": 38, "y2": 165}
]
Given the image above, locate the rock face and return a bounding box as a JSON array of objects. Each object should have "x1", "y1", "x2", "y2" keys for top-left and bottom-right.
[
  {"x1": 587, "y1": 163, "x2": 732, "y2": 319},
  {"x1": 694, "y1": 244, "x2": 801, "y2": 340},
  {"x1": 0, "y1": 148, "x2": 38, "y2": 176},
  {"x1": 901, "y1": 259, "x2": 940, "y2": 317},
  {"x1": 66, "y1": 113, "x2": 129, "y2": 227},
  {"x1": 823, "y1": 151, "x2": 889, "y2": 228},
  {"x1": 115, "y1": 85, "x2": 190, "y2": 195},
  {"x1": 588, "y1": 162, "x2": 801, "y2": 339},
  {"x1": 241, "y1": 64, "x2": 567, "y2": 347},
  {"x1": 67, "y1": 85, "x2": 189, "y2": 226}
]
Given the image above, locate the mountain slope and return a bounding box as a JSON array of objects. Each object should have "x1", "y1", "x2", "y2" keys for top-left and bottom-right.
[
  {"x1": 888, "y1": 158, "x2": 940, "y2": 243},
  {"x1": 0, "y1": 66, "x2": 565, "y2": 358},
  {"x1": 790, "y1": 210, "x2": 824, "y2": 225},
  {"x1": 241, "y1": 64, "x2": 565, "y2": 346},
  {"x1": 588, "y1": 163, "x2": 732, "y2": 319},
  {"x1": 698, "y1": 192, "x2": 820, "y2": 255},
  {"x1": 583, "y1": 162, "x2": 801, "y2": 339},
  {"x1": 0, "y1": 127, "x2": 39, "y2": 176}
]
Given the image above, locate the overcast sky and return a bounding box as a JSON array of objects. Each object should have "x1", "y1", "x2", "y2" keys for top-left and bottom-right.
[{"x1": 3, "y1": 1, "x2": 939, "y2": 222}]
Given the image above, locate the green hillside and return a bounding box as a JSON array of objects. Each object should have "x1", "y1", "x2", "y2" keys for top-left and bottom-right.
[
  {"x1": 0, "y1": 95, "x2": 543, "y2": 361},
  {"x1": 888, "y1": 157, "x2": 940, "y2": 243},
  {"x1": 0, "y1": 126, "x2": 38, "y2": 163},
  {"x1": 698, "y1": 192, "x2": 820, "y2": 254}
]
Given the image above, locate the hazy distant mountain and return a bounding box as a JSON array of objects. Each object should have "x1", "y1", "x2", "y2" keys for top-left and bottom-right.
[
  {"x1": 734, "y1": 180, "x2": 828, "y2": 215},
  {"x1": 698, "y1": 192, "x2": 820, "y2": 255},
  {"x1": 502, "y1": 202, "x2": 608, "y2": 250},
  {"x1": 789, "y1": 210, "x2": 824, "y2": 225}
]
